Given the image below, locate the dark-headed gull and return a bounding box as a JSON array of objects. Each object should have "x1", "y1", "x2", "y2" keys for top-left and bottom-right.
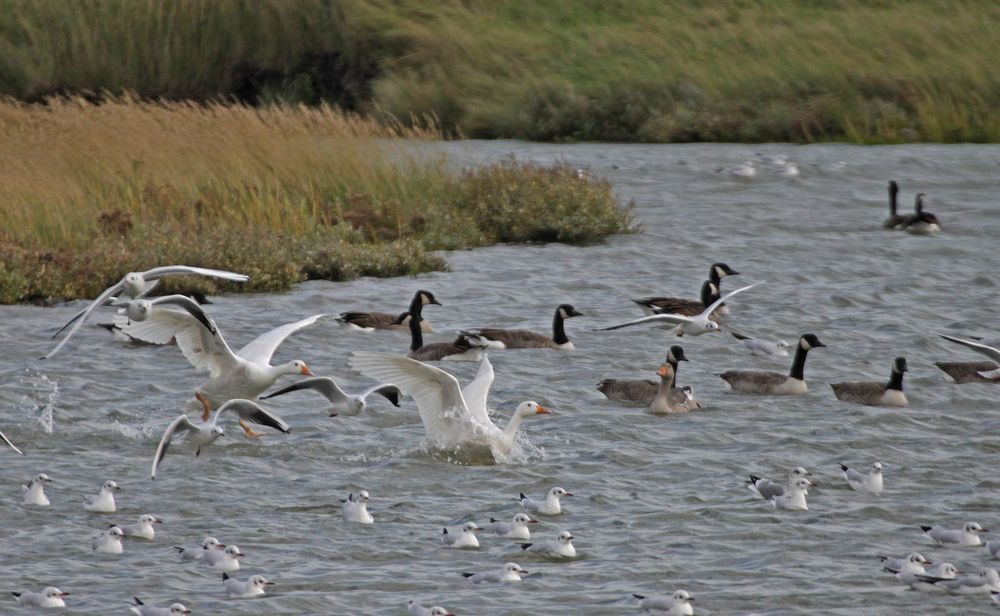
[
  {"x1": 407, "y1": 600, "x2": 455, "y2": 616},
  {"x1": 518, "y1": 530, "x2": 577, "y2": 558},
  {"x1": 175, "y1": 536, "x2": 225, "y2": 560},
  {"x1": 92, "y1": 525, "x2": 126, "y2": 554},
  {"x1": 12, "y1": 587, "x2": 70, "y2": 608},
  {"x1": 519, "y1": 487, "x2": 571, "y2": 515},
  {"x1": 489, "y1": 513, "x2": 538, "y2": 540},
  {"x1": 118, "y1": 514, "x2": 163, "y2": 539},
  {"x1": 84, "y1": 480, "x2": 121, "y2": 513},
  {"x1": 731, "y1": 331, "x2": 791, "y2": 357},
  {"x1": 342, "y1": 490, "x2": 374, "y2": 524},
  {"x1": 918, "y1": 568, "x2": 1000, "y2": 594},
  {"x1": 462, "y1": 562, "x2": 527, "y2": 583},
  {"x1": 632, "y1": 589, "x2": 694, "y2": 614},
  {"x1": 597, "y1": 282, "x2": 762, "y2": 337},
  {"x1": 921, "y1": 522, "x2": 988, "y2": 546},
  {"x1": 22, "y1": 473, "x2": 53, "y2": 506},
  {"x1": 441, "y1": 522, "x2": 483, "y2": 548},
  {"x1": 770, "y1": 477, "x2": 813, "y2": 511},
  {"x1": 130, "y1": 597, "x2": 191, "y2": 616},
  {"x1": 841, "y1": 462, "x2": 884, "y2": 494},
  {"x1": 204, "y1": 545, "x2": 243, "y2": 571},
  {"x1": 222, "y1": 573, "x2": 273, "y2": 598},
  {"x1": 261, "y1": 376, "x2": 401, "y2": 417},
  {"x1": 747, "y1": 467, "x2": 811, "y2": 500}
]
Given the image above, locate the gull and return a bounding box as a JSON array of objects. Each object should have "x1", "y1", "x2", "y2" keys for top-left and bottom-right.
[
  {"x1": 175, "y1": 536, "x2": 226, "y2": 561},
  {"x1": 408, "y1": 601, "x2": 455, "y2": 616},
  {"x1": 130, "y1": 598, "x2": 191, "y2": 616},
  {"x1": 770, "y1": 477, "x2": 813, "y2": 511},
  {"x1": 43, "y1": 265, "x2": 249, "y2": 359},
  {"x1": 261, "y1": 376, "x2": 401, "y2": 417},
  {"x1": 22, "y1": 473, "x2": 54, "y2": 506},
  {"x1": 1, "y1": 429, "x2": 23, "y2": 454},
  {"x1": 111, "y1": 306, "x2": 325, "y2": 418},
  {"x1": 12, "y1": 587, "x2": 70, "y2": 608},
  {"x1": 518, "y1": 530, "x2": 577, "y2": 558},
  {"x1": 922, "y1": 522, "x2": 988, "y2": 546},
  {"x1": 462, "y1": 562, "x2": 528, "y2": 583},
  {"x1": 986, "y1": 540, "x2": 1000, "y2": 558},
  {"x1": 717, "y1": 161, "x2": 756, "y2": 177},
  {"x1": 889, "y1": 562, "x2": 960, "y2": 590},
  {"x1": 879, "y1": 552, "x2": 931, "y2": 574},
  {"x1": 119, "y1": 514, "x2": 163, "y2": 539},
  {"x1": 777, "y1": 162, "x2": 800, "y2": 177},
  {"x1": 746, "y1": 467, "x2": 811, "y2": 500},
  {"x1": 222, "y1": 573, "x2": 274, "y2": 598},
  {"x1": 519, "y1": 487, "x2": 572, "y2": 515},
  {"x1": 441, "y1": 522, "x2": 483, "y2": 548},
  {"x1": 918, "y1": 568, "x2": 1000, "y2": 594},
  {"x1": 204, "y1": 545, "x2": 244, "y2": 571},
  {"x1": 841, "y1": 462, "x2": 883, "y2": 494},
  {"x1": 151, "y1": 399, "x2": 290, "y2": 479},
  {"x1": 596, "y1": 282, "x2": 763, "y2": 337},
  {"x1": 84, "y1": 480, "x2": 121, "y2": 513},
  {"x1": 731, "y1": 331, "x2": 791, "y2": 357},
  {"x1": 342, "y1": 490, "x2": 374, "y2": 524},
  {"x1": 348, "y1": 352, "x2": 551, "y2": 457},
  {"x1": 488, "y1": 513, "x2": 538, "y2": 540},
  {"x1": 632, "y1": 589, "x2": 695, "y2": 615},
  {"x1": 938, "y1": 334, "x2": 1000, "y2": 364},
  {"x1": 92, "y1": 525, "x2": 126, "y2": 554}
]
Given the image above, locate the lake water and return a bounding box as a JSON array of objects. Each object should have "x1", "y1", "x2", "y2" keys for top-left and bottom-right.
[{"x1": 3, "y1": 141, "x2": 1000, "y2": 614}]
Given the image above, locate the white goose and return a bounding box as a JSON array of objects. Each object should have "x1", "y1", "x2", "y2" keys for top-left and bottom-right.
[
  {"x1": 348, "y1": 352, "x2": 551, "y2": 457},
  {"x1": 597, "y1": 282, "x2": 762, "y2": 337}
]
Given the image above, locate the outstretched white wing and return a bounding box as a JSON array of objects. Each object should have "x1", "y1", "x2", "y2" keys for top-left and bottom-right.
[
  {"x1": 596, "y1": 312, "x2": 692, "y2": 332},
  {"x1": 115, "y1": 307, "x2": 238, "y2": 377},
  {"x1": 143, "y1": 265, "x2": 250, "y2": 284},
  {"x1": 43, "y1": 277, "x2": 126, "y2": 359},
  {"x1": 214, "y1": 399, "x2": 290, "y2": 433},
  {"x1": 151, "y1": 414, "x2": 198, "y2": 479},
  {"x1": 461, "y1": 353, "x2": 494, "y2": 425},
  {"x1": 939, "y1": 333, "x2": 1000, "y2": 363},
  {"x1": 699, "y1": 281, "x2": 764, "y2": 318},
  {"x1": 261, "y1": 377, "x2": 349, "y2": 405},
  {"x1": 0, "y1": 429, "x2": 23, "y2": 455},
  {"x1": 235, "y1": 314, "x2": 330, "y2": 364}
]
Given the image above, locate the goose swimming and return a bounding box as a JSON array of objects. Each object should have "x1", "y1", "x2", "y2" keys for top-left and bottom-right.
[
  {"x1": 598, "y1": 282, "x2": 762, "y2": 337},
  {"x1": 463, "y1": 304, "x2": 583, "y2": 349},
  {"x1": 646, "y1": 364, "x2": 692, "y2": 414},
  {"x1": 899, "y1": 193, "x2": 942, "y2": 234},
  {"x1": 597, "y1": 345, "x2": 689, "y2": 405},
  {"x1": 633, "y1": 262, "x2": 738, "y2": 316},
  {"x1": 883, "y1": 180, "x2": 907, "y2": 229},
  {"x1": 337, "y1": 289, "x2": 440, "y2": 333},
  {"x1": 830, "y1": 357, "x2": 908, "y2": 406},
  {"x1": 719, "y1": 334, "x2": 825, "y2": 394},
  {"x1": 935, "y1": 334, "x2": 1000, "y2": 383},
  {"x1": 399, "y1": 312, "x2": 486, "y2": 362}
]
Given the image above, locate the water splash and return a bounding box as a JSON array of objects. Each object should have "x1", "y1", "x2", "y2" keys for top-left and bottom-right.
[{"x1": 17, "y1": 370, "x2": 59, "y2": 434}]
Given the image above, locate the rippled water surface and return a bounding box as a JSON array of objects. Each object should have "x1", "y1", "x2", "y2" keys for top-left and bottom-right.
[{"x1": 4, "y1": 142, "x2": 1000, "y2": 615}]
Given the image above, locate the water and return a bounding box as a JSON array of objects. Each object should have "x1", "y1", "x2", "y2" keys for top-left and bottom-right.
[{"x1": 3, "y1": 142, "x2": 1000, "y2": 614}]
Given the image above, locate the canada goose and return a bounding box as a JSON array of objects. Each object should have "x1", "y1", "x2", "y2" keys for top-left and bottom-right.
[
  {"x1": 830, "y1": 357, "x2": 908, "y2": 406},
  {"x1": 646, "y1": 364, "x2": 691, "y2": 414},
  {"x1": 398, "y1": 312, "x2": 485, "y2": 362},
  {"x1": 598, "y1": 282, "x2": 762, "y2": 337},
  {"x1": 718, "y1": 333, "x2": 825, "y2": 394},
  {"x1": 463, "y1": 304, "x2": 583, "y2": 349},
  {"x1": 898, "y1": 193, "x2": 941, "y2": 234},
  {"x1": 883, "y1": 181, "x2": 907, "y2": 229},
  {"x1": 935, "y1": 334, "x2": 1000, "y2": 383},
  {"x1": 336, "y1": 290, "x2": 439, "y2": 332},
  {"x1": 633, "y1": 280, "x2": 720, "y2": 318},
  {"x1": 597, "y1": 345, "x2": 689, "y2": 404}
]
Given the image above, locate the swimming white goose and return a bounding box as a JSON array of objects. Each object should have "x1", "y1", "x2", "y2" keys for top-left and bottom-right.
[
  {"x1": 441, "y1": 521, "x2": 483, "y2": 548},
  {"x1": 841, "y1": 462, "x2": 884, "y2": 494},
  {"x1": 348, "y1": 352, "x2": 550, "y2": 457},
  {"x1": 518, "y1": 530, "x2": 577, "y2": 558},
  {"x1": 519, "y1": 487, "x2": 571, "y2": 515},
  {"x1": 646, "y1": 364, "x2": 692, "y2": 414},
  {"x1": 261, "y1": 376, "x2": 401, "y2": 417},
  {"x1": 129, "y1": 597, "x2": 191, "y2": 616},
  {"x1": 831, "y1": 357, "x2": 908, "y2": 406},
  {"x1": 84, "y1": 480, "x2": 121, "y2": 513},
  {"x1": 223, "y1": 573, "x2": 274, "y2": 598},
  {"x1": 461, "y1": 562, "x2": 527, "y2": 583},
  {"x1": 337, "y1": 289, "x2": 440, "y2": 333},
  {"x1": 936, "y1": 334, "x2": 1000, "y2": 383},
  {"x1": 921, "y1": 522, "x2": 988, "y2": 546},
  {"x1": 632, "y1": 589, "x2": 694, "y2": 615},
  {"x1": 1, "y1": 429, "x2": 23, "y2": 455},
  {"x1": 22, "y1": 473, "x2": 53, "y2": 506},
  {"x1": 463, "y1": 304, "x2": 583, "y2": 349},
  {"x1": 113, "y1": 307, "x2": 324, "y2": 417},
  {"x1": 399, "y1": 312, "x2": 486, "y2": 362},
  {"x1": 488, "y1": 513, "x2": 538, "y2": 540},
  {"x1": 12, "y1": 587, "x2": 71, "y2": 608},
  {"x1": 151, "y1": 399, "x2": 290, "y2": 479},
  {"x1": 43, "y1": 265, "x2": 249, "y2": 359},
  {"x1": 719, "y1": 333, "x2": 825, "y2": 394},
  {"x1": 898, "y1": 193, "x2": 942, "y2": 234},
  {"x1": 770, "y1": 477, "x2": 813, "y2": 511},
  {"x1": 598, "y1": 282, "x2": 762, "y2": 337},
  {"x1": 746, "y1": 467, "x2": 811, "y2": 500},
  {"x1": 883, "y1": 180, "x2": 907, "y2": 229},
  {"x1": 597, "y1": 346, "x2": 692, "y2": 406},
  {"x1": 342, "y1": 490, "x2": 374, "y2": 524},
  {"x1": 731, "y1": 331, "x2": 792, "y2": 357}
]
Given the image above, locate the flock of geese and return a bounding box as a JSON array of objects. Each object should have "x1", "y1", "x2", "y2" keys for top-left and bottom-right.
[{"x1": 4, "y1": 178, "x2": 999, "y2": 613}]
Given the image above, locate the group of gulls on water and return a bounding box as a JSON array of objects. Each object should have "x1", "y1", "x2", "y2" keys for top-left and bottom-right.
[{"x1": 3, "y1": 179, "x2": 992, "y2": 613}]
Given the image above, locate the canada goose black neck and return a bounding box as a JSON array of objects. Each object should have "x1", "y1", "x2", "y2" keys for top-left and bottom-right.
[
  {"x1": 666, "y1": 345, "x2": 686, "y2": 380},
  {"x1": 552, "y1": 308, "x2": 569, "y2": 345},
  {"x1": 887, "y1": 357, "x2": 907, "y2": 391},
  {"x1": 914, "y1": 194, "x2": 924, "y2": 215},
  {"x1": 408, "y1": 290, "x2": 439, "y2": 318},
  {"x1": 888, "y1": 181, "x2": 899, "y2": 216},
  {"x1": 699, "y1": 280, "x2": 718, "y2": 306},
  {"x1": 789, "y1": 334, "x2": 824, "y2": 380},
  {"x1": 405, "y1": 312, "x2": 423, "y2": 351}
]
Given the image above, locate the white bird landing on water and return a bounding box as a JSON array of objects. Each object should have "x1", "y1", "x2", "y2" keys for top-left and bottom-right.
[
  {"x1": 596, "y1": 282, "x2": 763, "y2": 337},
  {"x1": 519, "y1": 486, "x2": 572, "y2": 515},
  {"x1": 841, "y1": 462, "x2": 883, "y2": 494},
  {"x1": 222, "y1": 572, "x2": 274, "y2": 598},
  {"x1": 1, "y1": 429, "x2": 23, "y2": 454},
  {"x1": 348, "y1": 352, "x2": 551, "y2": 458},
  {"x1": 43, "y1": 265, "x2": 249, "y2": 359},
  {"x1": 204, "y1": 545, "x2": 244, "y2": 571},
  {"x1": 342, "y1": 490, "x2": 374, "y2": 524},
  {"x1": 84, "y1": 480, "x2": 121, "y2": 513},
  {"x1": 489, "y1": 513, "x2": 538, "y2": 540},
  {"x1": 441, "y1": 522, "x2": 483, "y2": 548},
  {"x1": 922, "y1": 522, "x2": 988, "y2": 546},
  {"x1": 632, "y1": 589, "x2": 695, "y2": 615},
  {"x1": 518, "y1": 530, "x2": 577, "y2": 558},
  {"x1": 261, "y1": 376, "x2": 401, "y2": 417},
  {"x1": 175, "y1": 536, "x2": 226, "y2": 561},
  {"x1": 12, "y1": 587, "x2": 70, "y2": 608},
  {"x1": 746, "y1": 467, "x2": 811, "y2": 500},
  {"x1": 130, "y1": 597, "x2": 191, "y2": 616},
  {"x1": 462, "y1": 562, "x2": 528, "y2": 583},
  {"x1": 92, "y1": 525, "x2": 126, "y2": 554},
  {"x1": 731, "y1": 331, "x2": 792, "y2": 357},
  {"x1": 151, "y1": 399, "x2": 291, "y2": 479},
  {"x1": 22, "y1": 473, "x2": 54, "y2": 506},
  {"x1": 408, "y1": 600, "x2": 455, "y2": 616},
  {"x1": 118, "y1": 514, "x2": 163, "y2": 540},
  {"x1": 770, "y1": 477, "x2": 813, "y2": 511}
]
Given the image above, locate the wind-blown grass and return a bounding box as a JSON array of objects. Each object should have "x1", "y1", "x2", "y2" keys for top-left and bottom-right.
[{"x1": 0, "y1": 97, "x2": 633, "y2": 304}]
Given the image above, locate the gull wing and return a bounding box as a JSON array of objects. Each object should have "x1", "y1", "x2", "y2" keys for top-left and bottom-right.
[
  {"x1": 43, "y1": 277, "x2": 126, "y2": 359},
  {"x1": 215, "y1": 399, "x2": 290, "y2": 433},
  {"x1": 143, "y1": 265, "x2": 250, "y2": 284},
  {"x1": 261, "y1": 377, "x2": 349, "y2": 405},
  {"x1": 147, "y1": 295, "x2": 217, "y2": 334},
  {"x1": 461, "y1": 353, "x2": 494, "y2": 425},
  {"x1": 152, "y1": 414, "x2": 197, "y2": 479},
  {"x1": 700, "y1": 281, "x2": 764, "y2": 318},
  {"x1": 938, "y1": 333, "x2": 1000, "y2": 363},
  {"x1": 0, "y1": 429, "x2": 23, "y2": 455},
  {"x1": 116, "y1": 308, "x2": 238, "y2": 377},
  {"x1": 235, "y1": 314, "x2": 330, "y2": 364},
  {"x1": 359, "y1": 383, "x2": 403, "y2": 407},
  {"x1": 596, "y1": 313, "x2": 691, "y2": 332}
]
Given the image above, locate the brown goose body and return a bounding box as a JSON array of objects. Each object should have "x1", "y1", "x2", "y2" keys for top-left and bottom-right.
[
  {"x1": 401, "y1": 311, "x2": 484, "y2": 362},
  {"x1": 719, "y1": 334, "x2": 825, "y2": 395},
  {"x1": 646, "y1": 364, "x2": 690, "y2": 414},
  {"x1": 934, "y1": 361, "x2": 1000, "y2": 384},
  {"x1": 464, "y1": 305, "x2": 582, "y2": 350},
  {"x1": 831, "y1": 357, "x2": 908, "y2": 406},
  {"x1": 633, "y1": 280, "x2": 721, "y2": 318},
  {"x1": 337, "y1": 311, "x2": 433, "y2": 333},
  {"x1": 598, "y1": 345, "x2": 692, "y2": 405}
]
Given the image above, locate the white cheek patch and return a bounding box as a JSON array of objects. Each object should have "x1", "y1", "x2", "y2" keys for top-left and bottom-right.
[{"x1": 800, "y1": 339, "x2": 811, "y2": 350}]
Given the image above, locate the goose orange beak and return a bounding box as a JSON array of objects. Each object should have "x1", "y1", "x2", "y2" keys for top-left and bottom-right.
[
  {"x1": 300, "y1": 364, "x2": 314, "y2": 376},
  {"x1": 535, "y1": 405, "x2": 551, "y2": 415}
]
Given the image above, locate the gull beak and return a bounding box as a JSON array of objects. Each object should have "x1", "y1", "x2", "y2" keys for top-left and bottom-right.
[
  {"x1": 688, "y1": 598, "x2": 695, "y2": 602},
  {"x1": 236, "y1": 552, "x2": 245, "y2": 557},
  {"x1": 535, "y1": 405, "x2": 551, "y2": 415},
  {"x1": 528, "y1": 519, "x2": 539, "y2": 524},
  {"x1": 217, "y1": 544, "x2": 227, "y2": 548},
  {"x1": 154, "y1": 518, "x2": 164, "y2": 524},
  {"x1": 264, "y1": 581, "x2": 276, "y2": 586},
  {"x1": 328, "y1": 411, "x2": 339, "y2": 417},
  {"x1": 981, "y1": 529, "x2": 990, "y2": 533},
  {"x1": 301, "y1": 364, "x2": 314, "y2": 376},
  {"x1": 565, "y1": 492, "x2": 574, "y2": 497},
  {"x1": 60, "y1": 592, "x2": 71, "y2": 597},
  {"x1": 474, "y1": 527, "x2": 484, "y2": 532}
]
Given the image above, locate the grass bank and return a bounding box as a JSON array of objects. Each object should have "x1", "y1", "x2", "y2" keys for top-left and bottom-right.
[
  {"x1": 3, "y1": 1, "x2": 1000, "y2": 142},
  {"x1": 0, "y1": 97, "x2": 633, "y2": 304}
]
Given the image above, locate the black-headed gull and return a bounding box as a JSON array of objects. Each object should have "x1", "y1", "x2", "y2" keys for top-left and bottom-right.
[
  {"x1": 841, "y1": 462, "x2": 884, "y2": 494},
  {"x1": 130, "y1": 597, "x2": 191, "y2": 615},
  {"x1": 175, "y1": 536, "x2": 226, "y2": 560},
  {"x1": 518, "y1": 530, "x2": 576, "y2": 558},
  {"x1": 922, "y1": 522, "x2": 988, "y2": 546},
  {"x1": 43, "y1": 265, "x2": 249, "y2": 359},
  {"x1": 519, "y1": 487, "x2": 571, "y2": 515},
  {"x1": 204, "y1": 545, "x2": 244, "y2": 571},
  {"x1": 12, "y1": 587, "x2": 70, "y2": 608},
  {"x1": 770, "y1": 477, "x2": 813, "y2": 511},
  {"x1": 222, "y1": 573, "x2": 273, "y2": 598},
  {"x1": 632, "y1": 589, "x2": 694, "y2": 614},
  {"x1": 489, "y1": 513, "x2": 538, "y2": 540},
  {"x1": 22, "y1": 473, "x2": 53, "y2": 506},
  {"x1": 342, "y1": 490, "x2": 374, "y2": 524},
  {"x1": 462, "y1": 562, "x2": 527, "y2": 583},
  {"x1": 407, "y1": 600, "x2": 455, "y2": 616},
  {"x1": 151, "y1": 399, "x2": 290, "y2": 479},
  {"x1": 719, "y1": 333, "x2": 825, "y2": 395},
  {"x1": 337, "y1": 289, "x2": 440, "y2": 333},
  {"x1": 597, "y1": 282, "x2": 762, "y2": 337},
  {"x1": 1, "y1": 428, "x2": 23, "y2": 454},
  {"x1": 118, "y1": 514, "x2": 163, "y2": 539},
  {"x1": 747, "y1": 467, "x2": 811, "y2": 500},
  {"x1": 918, "y1": 568, "x2": 1000, "y2": 594},
  {"x1": 462, "y1": 304, "x2": 583, "y2": 350},
  {"x1": 92, "y1": 525, "x2": 126, "y2": 554},
  {"x1": 261, "y1": 376, "x2": 401, "y2": 417},
  {"x1": 731, "y1": 331, "x2": 791, "y2": 357},
  {"x1": 441, "y1": 522, "x2": 483, "y2": 548},
  {"x1": 717, "y1": 161, "x2": 756, "y2": 177},
  {"x1": 84, "y1": 480, "x2": 121, "y2": 513}
]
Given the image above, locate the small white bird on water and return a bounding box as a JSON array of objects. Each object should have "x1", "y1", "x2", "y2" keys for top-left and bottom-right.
[
  {"x1": 841, "y1": 462, "x2": 884, "y2": 494},
  {"x1": 632, "y1": 589, "x2": 695, "y2": 615},
  {"x1": 746, "y1": 467, "x2": 811, "y2": 500},
  {"x1": 488, "y1": 513, "x2": 538, "y2": 540},
  {"x1": 12, "y1": 587, "x2": 70, "y2": 608},
  {"x1": 918, "y1": 568, "x2": 1000, "y2": 594},
  {"x1": 175, "y1": 536, "x2": 226, "y2": 560},
  {"x1": 407, "y1": 601, "x2": 455, "y2": 616},
  {"x1": 770, "y1": 477, "x2": 813, "y2": 511},
  {"x1": 22, "y1": 473, "x2": 54, "y2": 506},
  {"x1": 92, "y1": 525, "x2": 126, "y2": 554},
  {"x1": 519, "y1": 487, "x2": 572, "y2": 515},
  {"x1": 342, "y1": 490, "x2": 374, "y2": 524},
  {"x1": 731, "y1": 331, "x2": 792, "y2": 357},
  {"x1": 462, "y1": 562, "x2": 528, "y2": 583},
  {"x1": 518, "y1": 530, "x2": 577, "y2": 558},
  {"x1": 118, "y1": 514, "x2": 163, "y2": 539},
  {"x1": 84, "y1": 480, "x2": 121, "y2": 513},
  {"x1": 204, "y1": 545, "x2": 244, "y2": 571},
  {"x1": 441, "y1": 522, "x2": 483, "y2": 549},
  {"x1": 130, "y1": 597, "x2": 191, "y2": 616},
  {"x1": 223, "y1": 572, "x2": 274, "y2": 598},
  {"x1": 922, "y1": 522, "x2": 988, "y2": 546}
]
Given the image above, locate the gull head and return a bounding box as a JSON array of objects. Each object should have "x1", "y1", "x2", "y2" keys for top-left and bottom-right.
[
  {"x1": 169, "y1": 604, "x2": 191, "y2": 615},
  {"x1": 791, "y1": 477, "x2": 813, "y2": 491},
  {"x1": 462, "y1": 521, "x2": 484, "y2": 534},
  {"x1": 139, "y1": 514, "x2": 163, "y2": 525},
  {"x1": 907, "y1": 552, "x2": 931, "y2": 565},
  {"x1": 108, "y1": 526, "x2": 125, "y2": 538},
  {"x1": 673, "y1": 590, "x2": 694, "y2": 603},
  {"x1": 513, "y1": 513, "x2": 537, "y2": 525},
  {"x1": 965, "y1": 521, "x2": 988, "y2": 533},
  {"x1": 776, "y1": 339, "x2": 792, "y2": 350},
  {"x1": 871, "y1": 462, "x2": 883, "y2": 474},
  {"x1": 211, "y1": 425, "x2": 225, "y2": 439},
  {"x1": 203, "y1": 537, "x2": 225, "y2": 549},
  {"x1": 701, "y1": 321, "x2": 720, "y2": 333},
  {"x1": 225, "y1": 545, "x2": 244, "y2": 559},
  {"x1": 550, "y1": 487, "x2": 572, "y2": 498},
  {"x1": 504, "y1": 562, "x2": 527, "y2": 575},
  {"x1": 557, "y1": 531, "x2": 574, "y2": 544},
  {"x1": 250, "y1": 575, "x2": 275, "y2": 589},
  {"x1": 126, "y1": 299, "x2": 152, "y2": 322},
  {"x1": 34, "y1": 473, "x2": 54, "y2": 484},
  {"x1": 43, "y1": 587, "x2": 69, "y2": 600},
  {"x1": 515, "y1": 401, "x2": 551, "y2": 417},
  {"x1": 122, "y1": 272, "x2": 146, "y2": 298},
  {"x1": 791, "y1": 467, "x2": 811, "y2": 477},
  {"x1": 429, "y1": 608, "x2": 454, "y2": 616},
  {"x1": 101, "y1": 480, "x2": 121, "y2": 492}
]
